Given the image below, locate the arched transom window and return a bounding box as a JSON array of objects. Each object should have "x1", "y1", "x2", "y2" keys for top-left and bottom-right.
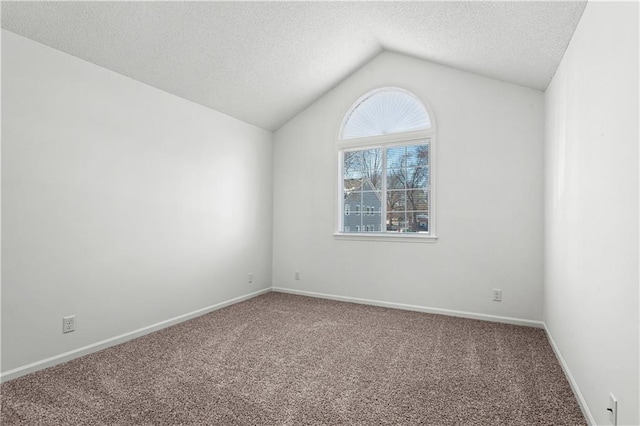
[
  {"x1": 337, "y1": 87, "x2": 436, "y2": 240},
  {"x1": 341, "y1": 88, "x2": 431, "y2": 139}
]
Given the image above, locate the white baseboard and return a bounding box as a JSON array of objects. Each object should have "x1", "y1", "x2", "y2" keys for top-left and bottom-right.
[
  {"x1": 0, "y1": 287, "x2": 271, "y2": 383},
  {"x1": 271, "y1": 287, "x2": 544, "y2": 328},
  {"x1": 543, "y1": 323, "x2": 595, "y2": 425},
  {"x1": 3, "y1": 285, "x2": 593, "y2": 426}
]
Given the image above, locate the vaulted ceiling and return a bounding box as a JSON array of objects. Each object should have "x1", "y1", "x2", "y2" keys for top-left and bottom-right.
[{"x1": 2, "y1": 1, "x2": 586, "y2": 131}]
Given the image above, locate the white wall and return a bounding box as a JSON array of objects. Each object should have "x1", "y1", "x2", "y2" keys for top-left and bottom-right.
[
  {"x1": 1, "y1": 30, "x2": 273, "y2": 375},
  {"x1": 544, "y1": 2, "x2": 639, "y2": 425},
  {"x1": 273, "y1": 51, "x2": 544, "y2": 322}
]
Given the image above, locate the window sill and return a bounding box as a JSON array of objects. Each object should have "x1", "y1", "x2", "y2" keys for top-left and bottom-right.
[{"x1": 333, "y1": 232, "x2": 438, "y2": 243}]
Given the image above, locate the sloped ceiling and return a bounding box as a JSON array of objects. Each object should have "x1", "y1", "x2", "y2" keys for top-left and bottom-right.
[{"x1": 2, "y1": 1, "x2": 586, "y2": 131}]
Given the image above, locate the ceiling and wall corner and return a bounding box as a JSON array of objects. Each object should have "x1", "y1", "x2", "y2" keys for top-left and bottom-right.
[{"x1": 1, "y1": 1, "x2": 586, "y2": 131}]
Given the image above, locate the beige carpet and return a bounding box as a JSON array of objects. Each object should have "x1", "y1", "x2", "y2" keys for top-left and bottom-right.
[{"x1": 1, "y1": 292, "x2": 586, "y2": 425}]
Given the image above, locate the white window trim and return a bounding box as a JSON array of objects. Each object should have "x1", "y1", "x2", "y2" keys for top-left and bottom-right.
[
  {"x1": 333, "y1": 232, "x2": 438, "y2": 243},
  {"x1": 336, "y1": 130, "x2": 437, "y2": 241}
]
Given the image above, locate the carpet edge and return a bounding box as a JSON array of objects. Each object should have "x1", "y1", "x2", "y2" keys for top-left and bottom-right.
[{"x1": 271, "y1": 286, "x2": 544, "y2": 328}]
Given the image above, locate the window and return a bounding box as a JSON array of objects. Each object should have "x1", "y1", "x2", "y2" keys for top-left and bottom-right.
[
  {"x1": 341, "y1": 88, "x2": 431, "y2": 139},
  {"x1": 337, "y1": 87, "x2": 436, "y2": 240},
  {"x1": 345, "y1": 204, "x2": 350, "y2": 215}
]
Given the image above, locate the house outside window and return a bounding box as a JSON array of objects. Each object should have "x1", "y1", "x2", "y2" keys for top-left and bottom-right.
[{"x1": 337, "y1": 87, "x2": 437, "y2": 240}]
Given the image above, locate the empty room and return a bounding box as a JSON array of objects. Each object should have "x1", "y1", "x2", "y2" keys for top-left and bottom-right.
[{"x1": 1, "y1": 1, "x2": 638, "y2": 425}]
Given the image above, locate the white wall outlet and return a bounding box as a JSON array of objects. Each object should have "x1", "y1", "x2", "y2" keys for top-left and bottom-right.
[
  {"x1": 493, "y1": 288, "x2": 502, "y2": 302},
  {"x1": 295, "y1": 271, "x2": 301, "y2": 280},
  {"x1": 248, "y1": 272, "x2": 254, "y2": 283},
  {"x1": 607, "y1": 393, "x2": 617, "y2": 425},
  {"x1": 62, "y1": 315, "x2": 76, "y2": 334}
]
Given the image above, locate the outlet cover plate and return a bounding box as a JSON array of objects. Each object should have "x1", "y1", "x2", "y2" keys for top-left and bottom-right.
[
  {"x1": 493, "y1": 289, "x2": 502, "y2": 302},
  {"x1": 63, "y1": 315, "x2": 76, "y2": 334}
]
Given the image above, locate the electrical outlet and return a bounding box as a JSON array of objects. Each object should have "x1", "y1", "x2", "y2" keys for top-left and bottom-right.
[
  {"x1": 248, "y1": 272, "x2": 254, "y2": 283},
  {"x1": 493, "y1": 289, "x2": 502, "y2": 302},
  {"x1": 607, "y1": 393, "x2": 617, "y2": 425},
  {"x1": 62, "y1": 315, "x2": 76, "y2": 334},
  {"x1": 295, "y1": 271, "x2": 301, "y2": 280}
]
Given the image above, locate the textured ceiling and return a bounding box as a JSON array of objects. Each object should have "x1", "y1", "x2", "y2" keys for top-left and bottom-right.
[{"x1": 2, "y1": 1, "x2": 586, "y2": 131}]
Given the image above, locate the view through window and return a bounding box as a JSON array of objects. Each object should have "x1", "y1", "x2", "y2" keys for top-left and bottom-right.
[{"x1": 342, "y1": 143, "x2": 429, "y2": 233}]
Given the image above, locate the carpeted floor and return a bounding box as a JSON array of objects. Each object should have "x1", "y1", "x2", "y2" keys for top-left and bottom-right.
[{"x1": 1, "y1": 292, "x2": 586, "y2": 425}]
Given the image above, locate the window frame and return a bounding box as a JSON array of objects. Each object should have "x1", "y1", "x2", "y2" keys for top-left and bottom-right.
[{"x1": 335, "y1": 87, "x2": 437, "y2": 242}]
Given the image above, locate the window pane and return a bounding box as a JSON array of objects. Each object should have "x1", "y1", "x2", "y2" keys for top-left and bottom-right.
[
  {"x1": 386, "y1": 146, "x2": 406, "y2": 170},
  {"x1": 345, "y1": 149, "x2": 381, "y2": 171},
  {"x1": 406, "y1": 211, "x2": 429, "y2": 232},
  {"x1": 344, "y1": 149, "x2": 382, "y2": 190},
  {"x1": 407, "y1": 189, "x2": 429, "y2": 211},
  {"x1": 344, "y1": 207, "x2": 361, "y2": 231},
  {"x1": 386, "y1": 212, "x2": 407, "y2": 232},
  {"x1": 361, "y1": 191, "x2": 382, "y2": 216},
  {"x1": 386, "y1": 168, "x2": 406, "y2": 189},
  {"x1": 344, "y1": 177, "x2": 363, "y2": 194},
  {"x1": 405, "y1": 167, "x2": 429, "y2": 189},
  {"x1": 405, "y1": 144, "x2": 429, "y2": 168},
  {"x1": 387, "y1": 191, "x2": 406, "y2": 212},
  {"x1": 361, "y1": 202, "x2": 381, "y2": 230}
]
